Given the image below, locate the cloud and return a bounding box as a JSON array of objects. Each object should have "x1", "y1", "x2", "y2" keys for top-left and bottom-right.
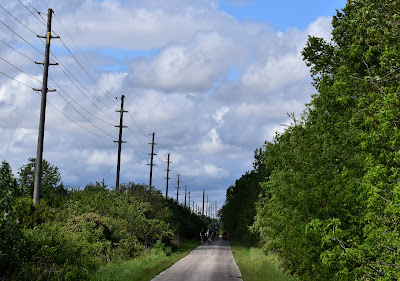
[
  {"x1": 204, "y1": 163, "x2": 227, "y2": 177},
  {"x1": 0, "y1": 0, "x2": 339, "y2": 207},
  {"x1": 175, "y1": 158, "x2": 227, "y2": 178},
  {"x1": 128, "y1": 31, "x2": 240, "y2": 92},
  {"x1": 221, "y1": 0, "x2": 255, "y2": 7},
  {"x1": 39, "y1": 0, "x2": 234, "y2": 49},
  {"x1": 86, "y1": 149, "x2": 116, "y2": 167},
  {"x1": 241, "y1": 53, "x2": 309, "y2": 93},
  {"x1": 197, "y1": 128, "x2": 241, "y2": 155},
  {"x1": 213, "y1": 106, "x2": 230, "y2": 125},
  {"x1": 306, "y1": 16, "x2": 333, "y2": 41}
]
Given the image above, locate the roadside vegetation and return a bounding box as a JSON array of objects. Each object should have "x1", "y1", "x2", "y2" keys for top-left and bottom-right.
[
  {"x1": 90, "y1": 239, "x2": 199, "y2": 281},
  {"x1": 222, "y1": 1, "x2": 400, "y2": 280},
  {"x1": 0, "y1": 158, "x2": 204, "y2": 280},
  {"x1": 230, "y1": 240, "x2": 294, "y2": 281}
]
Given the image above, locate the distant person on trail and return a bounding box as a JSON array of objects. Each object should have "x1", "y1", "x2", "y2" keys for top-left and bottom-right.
[
  {"x1": 214, "y1": 227, "x2": 219, "y2": 240},
  {"x1": 206, "y1": 228, "x2": 212, "y2": 244},
  {"x1": 200, "y1": 228, "x2": 206, "y2": 245}
]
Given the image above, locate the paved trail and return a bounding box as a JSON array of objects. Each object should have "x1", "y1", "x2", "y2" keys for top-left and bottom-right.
[{"x1": 151, "y1": 239, "x2": 243, "y2": 281}]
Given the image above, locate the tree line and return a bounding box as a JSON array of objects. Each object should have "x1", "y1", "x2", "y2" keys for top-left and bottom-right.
[
  {"x1": 221, "y1": 1, "x2": 400, "y2": 280},
  {"x1": 0, "y1": 158, "x2": 205, "y2": 280}
]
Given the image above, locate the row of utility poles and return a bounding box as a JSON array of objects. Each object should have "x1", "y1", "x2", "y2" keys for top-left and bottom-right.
[{"x1": 31, "y1": 8, "x2": 218, "y2": 220}]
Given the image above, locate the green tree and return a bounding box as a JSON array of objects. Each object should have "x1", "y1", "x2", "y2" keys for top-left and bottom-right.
[
  {"x1": 0, "y1": 160, "x2": 23, "y2": 278},
  {"x1": 18, "y1": 158, "x2": 66, "y2": 206},
  {"x1": 0, "y1": 160, "x2": 19, "y2": 213},
  {"x1": 253, "y1": 0, "x2": 400, "y2": 280},
  {"x1": 221, "y1": 148, "x2": 268, "y2": 244}
]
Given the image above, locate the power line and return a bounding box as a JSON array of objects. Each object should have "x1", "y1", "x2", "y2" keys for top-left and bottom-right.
[
  {"x1": 52, "y1": 11, "x2": 120, "y2": 105},
  {"x1": 126, "y1": 135, "x2": 148, "y2": 155},
  {"x1": 126, "y1": 127, "x2": 150, "y2": 153},
  {"x1": 44, "y1": 6, "x2": 155, "y2": 160},
  {"x1": 0, "y1": 61, "x2": 115, "y2": 142},
  {"x1": 12, "y1": 1, "x2": 120, "y2": 113},
  {"x1": 46, "y1": 75, "x2": 117, "y2": 140},
  {"x1": 126, "y1": 142, "x2": 146, "y2": 161},
  {"x1": 5, "y1": 2, "x2": 190, "y2": 193},
  {"x1": 0, "y1": 55, "x2": 43, "y2": 85},
  {"x1": 47, "y1": 96, "x2": 116, "y2": 142},
  {"x1": 0, "y1": 6, "x2": 117, "y2": 137},
  {"x1": 0, "y1": 71, "x2": 34, "y2": 88},
  {"x1": 6, "y1": 3, "x2": 120, "y2": 125},
  {"x1": 47, "y1": 73, "x2": 118, "y2": 129},
  {"x1": 53, "y1": 56, "x2": 116, "y2": 112},
  {"x1": 51, "y1": 60, "x2": 118, "y2": 126},
  {"x1": 0, "y1": 4, "x2": 38, "y2": 36},
  {"x1": 17, "y1": 0, "x2": 46, "y2": 26},
  {"x1": 0, "y1": 6, "x2": 60, "y2": 69},
  {"x1": 0, "y1": 19, "x2": 44, "y2": 56},
  {"x1": 156, "y1": 154, "x2": 168, "y2": 170},
  {"x1": 51, "y1": 11, "x2": 153, "y2": 142},
  {"x1": 121, "y1": 146, "x2": 139, "y2": 163},
  {"x1": 58, "y1": 38, "x2": 119, "y2": 106},
  {"x1": 0, "y1": 39, "x2": 36, "y2": 63},
  {"x1": 45, "y1": 49, "x2": 119, "y2": 125},
  {"x1": 127, "y1": 111, "x2": 151, "y2": 141}
]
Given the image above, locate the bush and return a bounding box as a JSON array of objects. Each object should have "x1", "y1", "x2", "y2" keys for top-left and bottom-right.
[
  {"x1": 0, "y1": 214, "x2": 24, "y2": 279},
  {"x1": 12, "y1": 197, "x2": 54, "y2": 228},
  {"x1": 15, "y1": 223, "x2": 101, "y2": 281},
  {"x1": 1, "y1": 171, "x2": 204, "y2": 280}
]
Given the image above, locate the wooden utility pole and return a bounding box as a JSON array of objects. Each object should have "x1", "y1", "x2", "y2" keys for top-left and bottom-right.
[
  {"x1": 33, "y1": 8, "x2": 59, "y2": 206},
  {"x1": 148, "y1": 132, "x2": 157, "y2": 187},
  {"x1": 165, "y1": 153, "x2": 171, "y2": 198},
  {"x1": 184, "y1": 185, "x2": 187, "y2": 206},
  {"x1": 114, "y1": 95, "x2": 127, "y2": 190},
  {"x1": 206, "y1": 194, "x2": 209, "y2": 218},
  {"x1": 176, "y1": 174, "x2": 180, "y2": 202},
  {"x1": 202, "y1": 189, "x2": 205, "y2": 217},
  {"x1": 215, "y1": 200, "x2": 218, "y2": 219}
]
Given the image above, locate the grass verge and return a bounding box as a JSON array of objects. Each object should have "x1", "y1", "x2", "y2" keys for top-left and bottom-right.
[
  {"x1": 230, "y1": 240, "x2": 295, "y2": 281},
  {"x1": 89, "y1": 240, "x2": 199, "y2": 281}
]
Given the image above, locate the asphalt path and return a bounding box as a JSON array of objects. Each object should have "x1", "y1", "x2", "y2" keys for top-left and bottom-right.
[{"x1": 151, "y1": 239, "x2": 243, "y2": 281}]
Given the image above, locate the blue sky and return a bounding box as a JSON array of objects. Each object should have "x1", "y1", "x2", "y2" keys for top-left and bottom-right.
[
  {"x1": 0, "y1": 0, "x2": 349, "y2": 208},
  {"x1": 88, "y1": 0, "x2": 347, "y2": 72},
  {"x1": 219, "y1": 0, "x2": 347, "y2": 30}
]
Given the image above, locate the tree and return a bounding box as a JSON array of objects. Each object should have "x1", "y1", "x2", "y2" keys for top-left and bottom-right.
[
  {"x1": 253, "y1": 0, "x2": 400, "y2": 280},
  {"x1": 18, "y1": 158, "x2": 66, "y2": 206},
  {"x1": 0, "y1": 160, "x2": 19, "y2": 213},
  {"x1": 0, "y1": 161, "x2": 23, "y2": 277},
  {"x1": 221, "y1": 148, "x2": 268, "y2": 244}
]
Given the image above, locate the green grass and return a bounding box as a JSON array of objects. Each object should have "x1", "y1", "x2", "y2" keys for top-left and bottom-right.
[
  {"x1": 230, "y1": 240, "x2": 295, "y2": 281},
  {"x1": 89, "y1": 240, "x2": 199, "y2": 281}
]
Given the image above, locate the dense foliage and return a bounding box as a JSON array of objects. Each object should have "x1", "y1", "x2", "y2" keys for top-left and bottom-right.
[
  {"x1": 252, "y1": 1, "x2": 400, "y2": 280},
  {"x1": 220, "y1": 149, "x2": 268, "y2": 244},
  {"x1": 222, "y1": 0, "x2": 400, "y2": 280},
  {"x1": 0, "y1": 159, "x2": 204, "y2": 280}
]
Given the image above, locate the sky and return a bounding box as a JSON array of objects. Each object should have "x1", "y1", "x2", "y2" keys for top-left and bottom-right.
[{"x1": 0, "y1": 0, "x2": 347, "y2": 211}]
